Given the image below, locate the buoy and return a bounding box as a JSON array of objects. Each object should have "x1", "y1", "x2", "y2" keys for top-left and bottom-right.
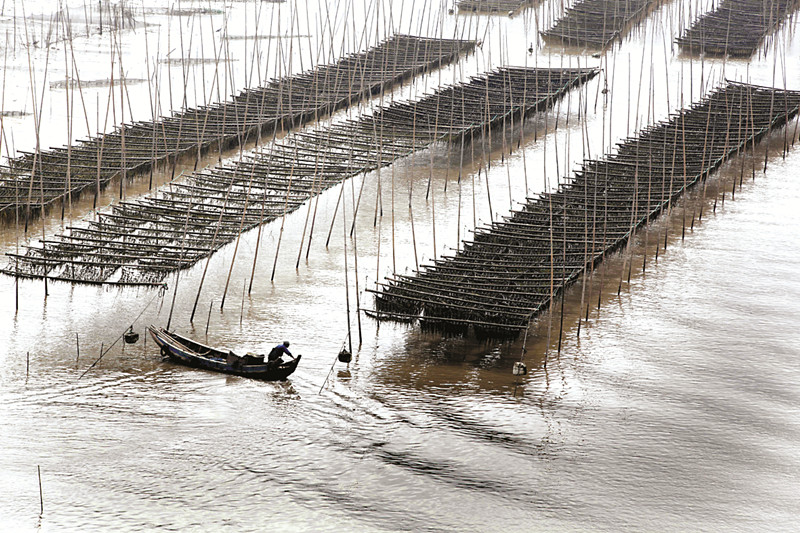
[
  {"x1": 338, "y1": 349, "x2": 352, "y2": 363},
  {"x1": 123, "y1": 327, "x2": 139, "y2": 344},
  {"x1": 512, "y1": 361, "x2": 527, "y2": 376}
]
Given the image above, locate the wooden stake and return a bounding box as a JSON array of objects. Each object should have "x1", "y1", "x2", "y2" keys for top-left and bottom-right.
[
  {"x1": 240, "y1": 279, "x2": 246, "y2": 327},
  {"x1": 37, "y1": 465, "x2": 43, "y2": 516}
]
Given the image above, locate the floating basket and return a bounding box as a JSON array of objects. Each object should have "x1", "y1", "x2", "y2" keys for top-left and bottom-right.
[
  {"x1": 123, "y1": 327, "x2": 139, "y2": 344},
  {"x1": 338, "y1": 350, "x2": 352, "y2": 363}
]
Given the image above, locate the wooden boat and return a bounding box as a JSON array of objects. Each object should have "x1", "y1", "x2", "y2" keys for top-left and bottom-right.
[{"x1": 148, "y1": 326, "x2": 301, "y2": 381}]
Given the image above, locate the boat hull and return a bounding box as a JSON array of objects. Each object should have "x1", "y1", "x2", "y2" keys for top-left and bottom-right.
[{"x1": 148, "y1": 326, "x2": 301, "y2": 381}]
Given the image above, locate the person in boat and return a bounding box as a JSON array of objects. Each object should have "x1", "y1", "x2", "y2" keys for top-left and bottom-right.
[{"x1": 268, "y1": 341, "x2": 294, "y2": 365}]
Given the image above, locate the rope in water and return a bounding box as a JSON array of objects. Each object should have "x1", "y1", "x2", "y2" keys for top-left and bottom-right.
[{"x1": 77, "y1": 283, "x2": 168, "y2": 379}]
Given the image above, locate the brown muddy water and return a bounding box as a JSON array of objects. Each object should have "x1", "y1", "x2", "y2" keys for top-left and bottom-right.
[{"x1": 2, "y1": 1, "x2": 800, "y2": 531}]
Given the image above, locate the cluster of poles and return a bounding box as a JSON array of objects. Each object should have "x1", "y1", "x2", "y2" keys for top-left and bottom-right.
[
  {"x1": 2, "y1": 35, "x2": 481, "y2": 286},
  {"x1": 676, "y1": 0, "x2": 800, "y2": 57},
  {"x1": 1, "y1": 0, "x2": 136, "y2": 51},
  {"x1": 456, "y1": 0, "x2": 533, "y2": 15},
  {"x1": 3, "y1": 65, "x2": 596, "y2": 291},
  {"x1": 2, "y1": 0, "x2": 800, "y2": 356},
  {"x1": 541, "y1": 0, "x2": 799, "y2": 55},
  {"x1": 372, "y1": 82, "x2": 800, "y2": 339},
  {"x1": 0, "y1": 34, "x2": 472, "y2": 225},
  {"x1": 541, "y1": 0, "x2": 660, "y2": 50}
]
